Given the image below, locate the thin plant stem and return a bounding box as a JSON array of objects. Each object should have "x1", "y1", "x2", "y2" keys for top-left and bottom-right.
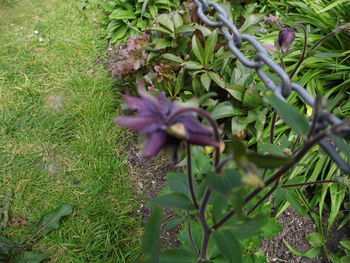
[
  {"x1": 169, "y1": 107, "x2": 220, "y2": 262},
  {"x1": 247, "y1": 181, "x2": 278, "y2": 216},
  {"x1": 281, "y1": 180, "x2": 336, "y2": 188},
  {"x1": 247, "y1": 180, "x2": 336, "y2": 215},
  {"x1": 188, "y1": 216, "x2": 200, "y2": 257},
  {"x1": 212, "y1": 119, "x2": 350, "y2": 230},
  {"x1": 307, "y1": 96, "x2": 322, "y2": 140},
  {"x1": 270, "y1": 111, "x2": 277, "y2": 143},
  {"x1": 216, "y1": 155, "x2": 233, "y2": 173},
  {"x1": 289, "y1": 24, "x2": 308, "y2": 80},
  {"x1": 198, "y1": 190, "x2": 212, "y2": 261},
  {"x1": 310, "y1": 23, "x2": 350, "y2": 51},
  {"x1": 270, "y1": 52, "x2": 286, "y2": 143}
]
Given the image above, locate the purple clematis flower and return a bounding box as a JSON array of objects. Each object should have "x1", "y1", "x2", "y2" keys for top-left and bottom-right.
[
  {"x1": 278, "y1": 28, "x2": 296, "y2": 53},
  {"x1": 115, "y1": 80, "x2": 220, "y2": 163}
]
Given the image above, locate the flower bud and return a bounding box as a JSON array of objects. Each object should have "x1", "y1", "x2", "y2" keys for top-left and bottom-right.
[
  {"x1": 242, "y1": 173, "x2": 265, "y2": 188},
  {"x1": 278, "y1": 28, "x2": 295, "y2": 53}
]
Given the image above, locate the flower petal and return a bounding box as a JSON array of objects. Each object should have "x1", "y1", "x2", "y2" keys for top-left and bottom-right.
[
  {"x1": 142, "y1": 131, "x2": 168, "y2": 158},
  {"x1": 124, "y1": 95, "x2": 144, "y2": 110},
  {"x1": 115, "y1": 116, "x2": 158, "y2": 133},
  {"x1": 177, "y1": 115, "x2": 213, "y2": 136},
  {"x1": 187, "y1": 133, "x2": 220, "y2": 147}
]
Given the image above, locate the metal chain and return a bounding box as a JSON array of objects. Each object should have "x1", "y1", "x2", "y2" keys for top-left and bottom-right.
[{"x1": 194, "y1": 0, "x2": 350, "y2": 174}]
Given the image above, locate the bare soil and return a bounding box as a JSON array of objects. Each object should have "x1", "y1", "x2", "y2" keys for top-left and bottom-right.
[{"x1": 126, "y1": 140, "x2": 182, "y2": 249}]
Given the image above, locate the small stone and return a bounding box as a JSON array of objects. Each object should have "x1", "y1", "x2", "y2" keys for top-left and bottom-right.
[
  {"x1": 34, "y1": 30, "x2": 39, "y2": 34},
  {"x1": 137, "y1": 182, "x2": 144, "y2": 190},
  {"x1": 151, "y1": 180, "x2": 156, "y2": 184}
]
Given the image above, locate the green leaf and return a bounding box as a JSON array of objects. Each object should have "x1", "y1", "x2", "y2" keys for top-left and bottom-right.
[
  {"x1": 239, "y1": 14, "x2": 264, "y2": 33},
  {"x1": 258, "y1": 143, "x2": 285, "y2": 156},
  {"x1": 149, "y1": 193, "x2": 195, "y2": 210},
  {"x1": 140, "y1": 207, "x2": 162, "y2": 263},
  {"x1": 231, "y1": 214, "x2": 270, "y2": 240},
  {"x1": 331, "y1": 135, "x2": 350, "y2": 158},
  {"x1": 167, "y1": 173, "x2": 191, "y2": 198},
  {"x1": 157, "y1": 14, "x2": 174, "y2": 32},
  {"x1": 32, "y1": 204, "x2": 73, "y2": 238},
  {"x1": 200, "y1": 72, "x2": 211, "y2": 91},
  {"x1": 174, "y1": 68, "x2": 185, "y2": 96},
  {"x1": 211, "y1": 102, "x2": 243, "y2": 120},
  {"x1": 285, "y1": 191, "x2": 307, "y2": 217},
  {"x1": 192, "y1": 154, "x2": 212, "y2": 178},
  {"x1": 329, "y1": 253, "x2": 341, "y2": 263},
  {"x1": 341, "y1": 255, "x2": 350, "y2": 263},
  {"x1": 173, "y1": 13, "x2": 184, "y2": 28},
  {"x1": 283, "y1": 240, "x2": 321, "y2": 258},
  {"x1": 192, "y1": 35, "x2": 205, "y2": 64},
  {"x1": 162, "y1": 54, "x2": 184, "y2": 63},
  {"x1": 205, "y1": 29, "x2": 218, "y2": 64},
  {"x1": 306, "y1": 232, "x2": 323, "y2": 248},
  {"x1": 246, "y1": 153, "x2": 290, "y2": 168},
  {"x1": 328, "y1": 184, "x2": 345, "y2": 230},
  {"x1": 207, "y1": 169, "x2": 242, "y2": 195},
  {"x1": 15, "y1": 252, "x2": 46, "y2": 263},
  {"x1": 109, "y1": 9, "x2": 136, "y2": 20},
  {"x1": 213, "y1": 229, "x2": 243, "y2": 263},
  {"x1": 0, "y1": 235, "x2": 25, "y2": 256},
  {"x1": 111, "y1": 26, "x2": 129, "y2": 43},
  {"x1": 265, "y1": 91, "x2": 309, "y2": 134},
  {"x1": 159, "y1": 249, "x2": 196, "y2": 263},
  {"x1": 243, "y1": 88, "x2": 263, "y2": 108},
  {"x1": 155, "y1": 38, "x2": 172, "y2": 50},
  {"x1": 208, "y1": 71, "x2": 225, "y2": 89},
  {"x1": 182, "y1": 61, "x2": 203, "y2": 70},
  {"x1": 231, "y1": 116, "x2": 247, "y2": 135},
  {"x1": 212, "y1": 193, "x2": 228, "y2": 223},
  {"x1": 261, "y1": 218, "x2": 283, "y2": 238},
  {"x1": 231, "y1": 136, "x2": 247, "y2": 160},
  {"x1": 175, "y1": 24, "x2": 196, "y2": 35},
  {"x1": 340, "y1": 239, "x2": 350, "y2": 250}
]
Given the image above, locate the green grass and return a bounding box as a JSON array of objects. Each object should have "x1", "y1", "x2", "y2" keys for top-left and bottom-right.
[{"x1": 0, "y1": 0, "x2": 141, "y2": 262}]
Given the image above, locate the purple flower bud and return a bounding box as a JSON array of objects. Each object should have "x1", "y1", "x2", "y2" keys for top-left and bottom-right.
[
  {"x1": 115, "y1": 80, "x2": 220, "y2": 163},
  {"x1": 278, "y1": 28, "x2": 295, "y2": 53}
]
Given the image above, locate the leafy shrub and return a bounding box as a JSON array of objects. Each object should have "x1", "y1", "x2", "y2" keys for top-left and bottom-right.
[
  {"x1": 98, "y1": 0, "x2": 180, "y2": 43},
  {"x1": 108, "y1": 0, "x2": 350, "y2": 261}
]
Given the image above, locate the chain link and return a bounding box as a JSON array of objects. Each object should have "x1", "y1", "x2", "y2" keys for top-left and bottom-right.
[{"x1": 194, "y1": 0, "x2": 350, "y2": 173}]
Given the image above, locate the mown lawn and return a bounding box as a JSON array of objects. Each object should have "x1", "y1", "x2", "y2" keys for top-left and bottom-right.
[{"x1": 0, "y1": 0, "x2": 141, "y2": 262}]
